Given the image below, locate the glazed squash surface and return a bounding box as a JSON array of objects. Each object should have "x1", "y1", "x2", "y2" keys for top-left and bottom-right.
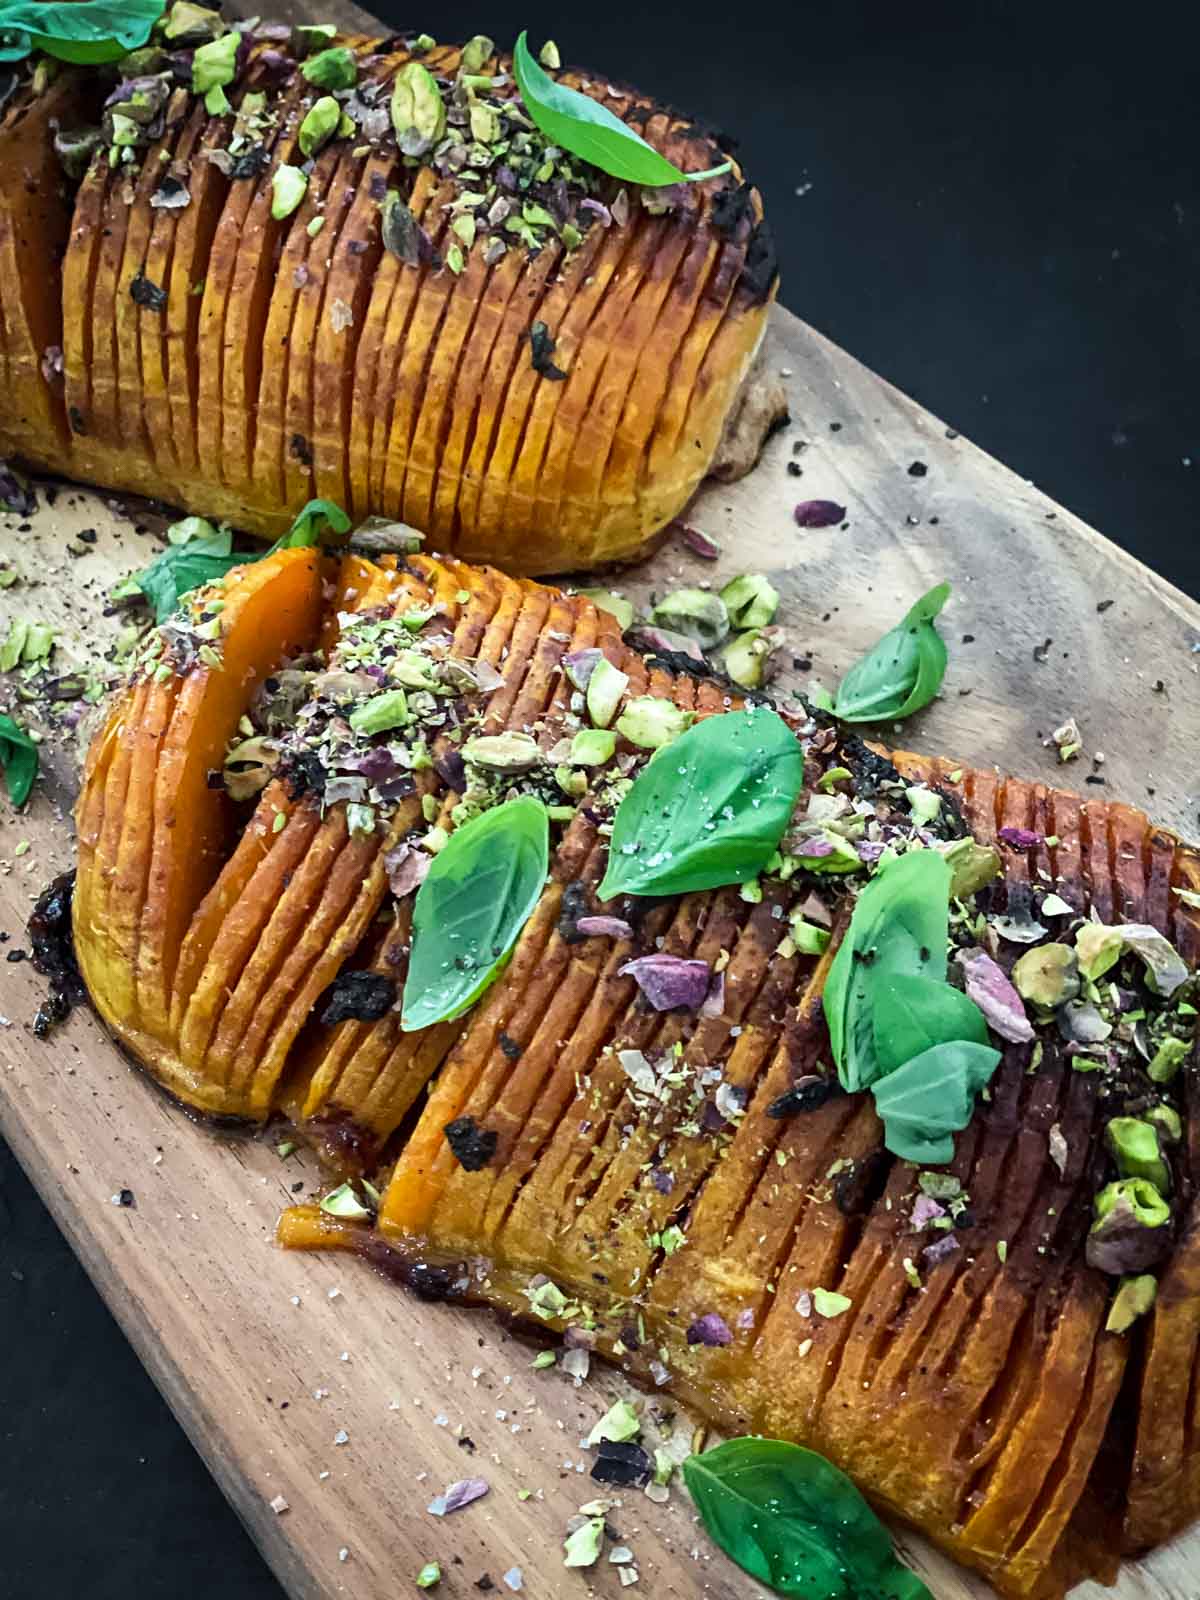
[
  {"x1": 72, "y1": 546, "x2": 1200, "y2": 1600},
  {"x1": 0, "y1": 33, "x2": 776, "y2": 573}
]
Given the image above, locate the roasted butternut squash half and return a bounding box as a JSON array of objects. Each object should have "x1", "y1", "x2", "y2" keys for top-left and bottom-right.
[
  {"x1": 0, "y1": 27, "x2": 778, "y2": 573},
  {"x1": 73, "y1": 545, "x2": 1200, "y2": 1600}
]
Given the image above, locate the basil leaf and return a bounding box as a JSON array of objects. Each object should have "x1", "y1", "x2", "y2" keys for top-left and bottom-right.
[
  {"x1": 402, "y1": 797, "x2": 549, "y2": 1031},
  {"x1": 683, "y1": 1437, "x2": 932, "y2": 1600},
  {"x1": 871, "y1": 1039, "x2": 1002, "y2": 1163},
  {"x1": 0, "y1": 0, "x2": 164, "y2": 63},
  {"x1": 133, "y1": 526, "x2": 243, "y2": 623},
  {"x1": 0, "y1": 712, "x2": 38, "y2": 806},
  {"x1": 597, "y1": 708, "x2": 804, "y2": 901},
  {"x1": 871, "y1": 972, "x2": 989, "y2": 1077},
  {"x1": 833, "y1": 583, "x2": 950, "y2": 723},
  {"x1": 513, "y1": 32, "x2": 730, "y2": 188},
  {"x1": 825, "y1": 850, "x2": 953, "y2": 1093},
  {"x1": 267, "y1": 497, "x2": 352, "y2": 552}
]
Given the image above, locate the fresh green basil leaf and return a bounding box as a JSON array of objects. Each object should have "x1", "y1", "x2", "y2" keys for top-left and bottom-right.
[
  {"x1": 871, "y1": 1038, "x2": 1002, "y2": 1163},
  {"x1": 597, "y1": 708, "x2": 803, "y2": 901},
  {"x1": 0, "y1": 711, "x2": 38, "y2": 806},
  {"x1": 825, "y1": 850, "x2": 952, "y2": 1093},
  {"x1": 133, "y1": 528, "x2": 242, "y2": 623},
  {"x1": 683, "y1": 1437, "x2": 932, "y2": 1600},
  {"x1": 832, "y1": 583, "x2": 950, "y2": 724},
  {"x1": 0, "y1": 0, "x2": 165, "y2": 63},
  {"x1": 871, "y1": 972, "x2": 989, "y2": 1077},
  {"x1": 268, "y1": 497, "x2": 352, "y2": 552},
  {"x1": 402, "y1": 796, "x2": 549, "y2": 1031},
  {"x1": 513, "y1": 31, "x2": 730, "y2": 188}
]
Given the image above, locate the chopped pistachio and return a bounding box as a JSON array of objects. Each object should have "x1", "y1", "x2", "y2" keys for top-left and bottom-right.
[
  {"x1": 271, "y1": 164, "x2": 308, "y2": 221},
  {"x1": 616, "y1": 697, "x2": 693, "y2": 751},
  {"x1": 445, "y1": 243, "x2": 465, "y2": 275},
  {"x1": 905, "y1": 784, "x2": 942, "y2": 828},
  {"x1": 289, "y1": 22, "x2": 336, "y2": 56},
  {"x1": 649, "y1": 588, "x2": 729, "y2": 651},
  {"x1": 1105, "y1": 1117, "x2": 1171, "y2": 1193},
  {"x1": 576, "y1": 587, "x2": 634, "y2": 630},
  {"x1": 451, "y1": 213, "x2": 477, "y2": 248},
  {"x1": 164, "y1": 3, "x2": 226, "y2": 43},
  {"x1": 348, "y1": 689, "x2": 410, "y2": 735},
  {"x1": 585, "y1": 657, "x2": 629, "y2": 729},
  {"x1": 462, "y1": 731, "x2": 541, "y2": 772},
  {"x1": 587, "y1": 1399, "x2": 640, "y2": 1445},
  {"x1": 817, "y1": 766, "x2": 853, "y2": 792},
  {"x1": 390, "y1": 61, "x2": 446, "y2": 154},
  {"x1": 298, "y1": 95, "x2": 342, "y2": 158},
  {"x1": 1093, "y1": 1177, "x2": 1170, "y2": 1230},
  {"x1": 570, "y1": 729, "x2": 616, "y2": 766},
  {"x1": 346, "y1": 802, "x2": 376, "y2": 837},
  {"x1": 811, "y1": 1287, "x2": 852, "y2": 1318},
  {"x1": 1040, "y1": 892, "x2": 1074, "y2": 917},
  {"x1": 416, "y1": 1561, "x2": 441, "y2": 1589},
  {"x1": 788, "y1": 915, "x2": 830, "y2": 957},
  {"x1": 319, "y1": 1183, "x2": 371, "y2": 1220},
  {"x1": 276, "y1": 1140, "x2": 297, "y2": 1159},
  {"x1": 531, "y1": 1350, "x2": 557, "y2": 1370},
  {"x1": 1011, "y1": 942, "x2": 1080, "y2": 1008},
  {"x1": 716, "y1": 628, "x2": 773, "y2": 689},
  {"x1": 421, "y1": 793, "x2": 440, "y2": 822},
  {"x1": 1145, "y1": 1103, "x2": 1183, "y2": 1143},
  {"x1": 204, "y1": 84, "x2": 231, "y2": 117},
  {"x1": 411, "y1": 32, "x2": 436, "y2": 53},
  {"x1": 1106, "y1": 1273, "x2": 1157, "y2": 1334},
  {"x1": 527, "y1": 1279, "x2": 569, "y2": 1319},
  {"x1": 937, "y1": 837, "x2": 1002, "y2": 898},
  {"x1": 459, "y1": 34, "x2": 496, "y2": 73},
  {"x1": 563, "y1": 1517, "x2": 605, "y2": 1569},
  {"x1": 720, "y1": 572, "x2": 779, "y2": 629},
  {"x1": 301, "y1": 46, "x2": 359, "y2": 91},
  {"x1": 271, "y1": 811, "x2": 287, "y2": 834},
  {"x1": 996, "y1": 1240, "x2": 1008, "y2": 1263},
  {"x1": 191, "y1": 30, "x2": 240, "y2": 95},
  {"x1": 307, "y1": 215, "x2": 326, "y2": 238},
  {"x1": 538, "y1": 39, "x2": 561, "y2": 68}
]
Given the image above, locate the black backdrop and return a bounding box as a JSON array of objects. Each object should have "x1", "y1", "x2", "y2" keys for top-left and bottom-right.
[{"x1": 2, "y1": 4, "x2": 1198, "y2": 1597}]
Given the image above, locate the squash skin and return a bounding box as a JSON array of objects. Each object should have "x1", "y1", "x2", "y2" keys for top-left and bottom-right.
[
  {"x1": 71, "y1": 547, "x2": 1200, "y2": 1599},
  {"x1": 0, "y1": 43, "x2": 774, "y2": 574}
]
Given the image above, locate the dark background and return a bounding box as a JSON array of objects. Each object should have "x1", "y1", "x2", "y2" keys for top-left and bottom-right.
[{"x1": 3, "y1": 3, "x2": 1198, "y2": 1597}]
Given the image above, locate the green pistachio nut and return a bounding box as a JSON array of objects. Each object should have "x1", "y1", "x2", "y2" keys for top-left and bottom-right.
[
  {"x1": 1148, "y1": 1033, "x2": 1191, "y2": 1084},
  {"x1": 389, "y1": 649, "x2": 441, "y2": 690},
  {"x1": 539, "y1": 39, "x2": 562, "y2": 69},
  {"x1": 301, "y1": 46, "x2": 358, "y2": 91},
  {"x1": 649, "y1": 588, "x2": 730, "y2": 651},
  {"x1": 348, "y1": 689, "x2": 410, "y2": 736},
  {"x1": 1144, "y1": 1103, "x2": 1183, "y2": 1143},
  {"x1": 1076, "y1": 921, "x2": 1125, "y2": 982},
  {"x1": 289, "y1": 22, "x2": 336, "y2": 58},
  {"x1": 162, "y1": 2, "x2": 226, "y2": 44},
  {"x1": 411, "y1": 33, "x2": 436, "y2": 54},
  {"x1": 1105, "y1": 1117, "x2": 1170, "y2": 1193},
  {"x1": 905, "y1": 784, "x2": 942, "y2": 829},
  {"x1": 585, "y1": 657, "x2": 629, "y2": 730},
  {"x1": 788, "y1": 913, "x2": 831, "y2": 956},
  {"x1": 191, "y1": 30, "x2": 240, "y2": 95},
  {"x1": 461, "y1": 731, "x2": 542, "y2": 772},
  {"x1": 1105, "y1": 1273, "x2": 1157, "y2": 1334},
  {"x1": 459, "y1": 34, "x2": 495, "y2": 74},
  {"x1": 270, "y1": 164, "x2": 308, "y2": 221},
  {"x1": 1092, "y1": 1176, "x2": 1170, "y2": 1239},
  {"x1": 390, "y1": 61, "x2": 446, "y2": 156},
  {"x1": 616, "y1": 697, "x2": 693, "y2": 751},
  {"x1": 576, "y1": 587, "x2": 633, "y2": 631},
  {"x1": 570, "y1": 729, "x2": 617, "y2": 767},
  {"x1": 1011, "y1": 941, "x2": 1080, "y2": 1008},
  {"x1": 555, "y1": 764, "x2": 587, "y2": 799},
  {"x1": 1087, "y1": 1176, "x2": 1172, "y2": 1275},
  {"x1": 298, "y1": 95, "x2": 342, "y2": 158},
  {"x1": 790, "y1": 827, "x2": 862, "y2": 875},
  {"x1": 938, "y1": 837, "x2": 1002, "y2": 899},
  {"x1": 715, "y1": 628, "x2": 774, "y2": 690},
  {"x1": 719, "y1": 572, "x2": 779, "y2": 630},
  {"x1": 469, "y1": 100, "x2": 500, "y2": 145}
]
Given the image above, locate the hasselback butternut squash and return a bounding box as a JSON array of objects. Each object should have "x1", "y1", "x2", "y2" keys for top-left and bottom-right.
[
  {"x1": 0, "y1": 24, "x2": 778, "y2": 573},
  {"x1": 72, "y1": 544, "x2": 1200, "y2": 1600}
]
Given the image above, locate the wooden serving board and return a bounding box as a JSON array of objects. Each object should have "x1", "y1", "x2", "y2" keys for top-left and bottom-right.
[{"x1": 3, "y1": 10, "x2": 1200, "y2": 1598}]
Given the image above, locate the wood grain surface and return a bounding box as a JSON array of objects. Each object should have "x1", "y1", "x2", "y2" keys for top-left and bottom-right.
[{"x1": 2, "y1": 12, "x2": 1200, "y2": 1597}]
